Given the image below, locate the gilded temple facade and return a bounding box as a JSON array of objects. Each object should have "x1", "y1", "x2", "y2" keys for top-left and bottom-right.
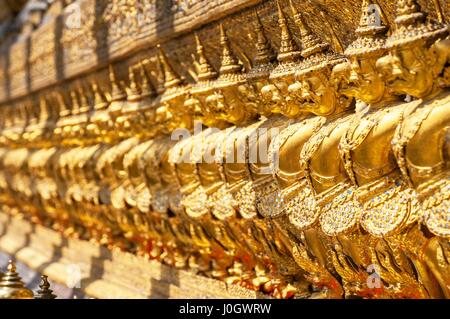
[{"x1": 0, "y1": 0, "x2": 449, "y2": 299}]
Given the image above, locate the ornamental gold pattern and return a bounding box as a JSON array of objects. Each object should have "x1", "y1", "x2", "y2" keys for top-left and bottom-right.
[{"x1": 0, "y1": 0, "x2": 449, "y2": 299}]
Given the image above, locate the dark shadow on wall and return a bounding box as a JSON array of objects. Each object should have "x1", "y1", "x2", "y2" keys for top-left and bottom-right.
[
  {"x1": 54, "y1": 14, "x2": 64, "y2": 82},
  {"x1": 79, "y1": 245, "x2": 112, "y2": 297},
  {"x1": 2, "y1": 40, "x2": 11, "y2": 100},
  {"x1": 149, "y1": 259, "x2": 180, "y2": 298},
  {"x1": 94, "y1": 0, "x2": 109, "y2": 66},
  {"x1": 24, "y1": 35, "x2": 31, "y2": 92},
  {"x1": 155, "y1": 0, "x2": 175, "y2": 40}
]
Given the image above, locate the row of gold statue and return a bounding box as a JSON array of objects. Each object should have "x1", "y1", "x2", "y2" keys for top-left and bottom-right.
[
  {"x1": 0, "y1": 260, "x2": 57, "y2": 299},
  {"x1": 0, "y1": 0, "x2": 449, "y2": 298}
]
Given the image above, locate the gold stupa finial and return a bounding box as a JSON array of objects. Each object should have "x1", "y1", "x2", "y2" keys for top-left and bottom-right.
[
  {"x1": 55, "y1": 92, "x2": 70, "y2": 117},
  {"x1": 386, "y1": 0, "x2": 448, "y2": 48},
  {"x1": 276, "y1": 0, "x2": 301, "y2": 63},
  {"x1": 127, "y1": 66, "x2": 141, "y2": 100},
  {"x1": 154, "y1": 55, "x2": 166, "y2": 94},
  {"x1": 15, "y1": 104, "x2": 24, "y2": 124},
  {"x1": 289, "y1": 0, "x2": 329, "y2": 58},
  {"x1": 247, "y1": 9, "x2": 277, "y2": 81},
  {"x1": 396, "y1": 0, "x2": 423, "y2": 22},
  {"x1": 3, "y1": 107, "x2": 12, "y2": 128},
  {"x1": 157, "y1": 44, "x2": 183, "y2": 89},
  {"x1": 34, "y1": 275, "x2": 57, "y2": 299},
  {"x1": 39, "y1": 95, "x2": 50, "y2": 121},
  {"x1": 345, "y1": 0, "x2": 388, "y2": 57},
  {"x1": 218, "y1": 24, "x2": 242, "y2": 75},
  {"x1": 138, "y1": 62, "x2": 156, "y2": 98},
  {"x1": 356, "y1": 0, "x2": 387, "y2": 35},
  {"x1": 0, "y1": 260, "x2": 34, "y2": 299},
  {"x1": 78, "y1": 85, "x2": 90, "y2": 113},
  {"x1": 288, "y1": 0, "x2": 344, "y2": 77},
  {"x1": 253, "y1": 10, "x2": 276, "y2": 66},
  {"x1": 109, "y1": 64, "x2": 127, "y2": 101},
  {"x1": 18, "y1": 103, "x2": 27, "y2": 124},
  {"x1": 70, "y1": 90, "x2": 81, "y2": 115},
  {"x1": 7, "y1": 260, "x2": 15, "y2": 273},
  {"x1": 92, "y1": 82, "x2": 109, "y2": 110},
  {"x1": 194, "y1": 33, "x2": 217, "y2": 81}
]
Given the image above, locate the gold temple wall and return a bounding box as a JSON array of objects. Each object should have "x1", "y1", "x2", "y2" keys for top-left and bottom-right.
[
  {"x1": 0, "y1": 0, "x2": 449, "y2": 299},
  {"x1": 0, "y1": 0, "x2": 448, "y2": 104}
]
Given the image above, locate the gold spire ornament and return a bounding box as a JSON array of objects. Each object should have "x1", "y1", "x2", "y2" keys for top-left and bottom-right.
[
  {"x1": 186, "y1": 33, "x2": 223, "y2": 127},
  {"x1": 53, "y1": 92, "x2": 71, "y2": 141},
  {"x1": 386, "y1": 0, "x2": 448, "y2": 49},
  {"x1": 126, "y1": 66, "x2": 142, "y2": 103},
  {"x1": 264, "y1": 0, "x2": 304, "y2": 118},
  {"x1": 194, "y1": 33, "x2": 217, "y2": 82},
  {"x1": 157, "y1": 45, "x2": 183, "y2": 89},
  {"x1": 286, "y1": 1, "x2": 348, "y2": 117},
  {"x1": 246, "y1": 10, "x2": 278, "y2": 117},
  {"x1": 88, "y1": 82, "x2": 112, "y2": 143},
  {"x1": 70, "y1": 90, "x2": 81, "y2": 115},
  {"x1": 157, "y1": 45, "x2": 192, "y2": 131},
  {"x1": 274, "y1": 0, "x2": 301, "y2": 64},
  {"x1": 92, "y1": 82, "x2": 109, "y2": 111},
  {"x1": 138, "y1": 62, "x2": 156, "y2": 100},
  {"x1": 289, "y1": 0, "x2": 328, "y2": 58},
  {"x1": 205, "y1": 24, "x2": 255, "y2": 125},
  {"x1": 78, "y1": 85, "x2": 91, "y2": 114},
  {"x1": 116, "y1": 66, "x2": 147, "y2": 139},
  {"x1": 34, "y1": 275, "x2": 57, "y2": 299},
  {"x1": 0, "y1": 260, "x2": 34, "y2": 299},
  {"x1": 290, "y1": 0, "x2": 344, "y2": 79},
  {"x1": 108, "y1": 64, "x2": 127, "y2": 117},
  {"x1": 38, "y1": 95, "x2": 50, "y2": 123},
  {"x1": 136, "y1": 62, "x2": 158, "y2": 132},
  {"x1": 55, "y1": 91, "x2": 71, "y2": 118},
  {"x1": 344, "y1": 0, "x2": 388, "y2": 58},
  {"x1": 247, "y1": 10, "x2": 276, "y2": 81},
  {"x1": 218, "y1": 24, "x2": 242, "y2": 76}
]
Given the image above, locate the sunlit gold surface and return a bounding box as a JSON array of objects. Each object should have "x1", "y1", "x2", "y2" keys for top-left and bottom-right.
[{"x1": 0, "y1": 0, "x2": 449, "y2": 299}]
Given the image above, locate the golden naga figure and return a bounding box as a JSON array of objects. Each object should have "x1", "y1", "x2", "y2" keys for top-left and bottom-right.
[{"x1": 0, "y1": 0, "x2": 449, "y2": 300}]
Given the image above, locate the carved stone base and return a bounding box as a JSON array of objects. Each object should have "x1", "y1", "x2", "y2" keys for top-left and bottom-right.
[{"x1": 0, "y1": 212, "x2": 268, "y2": 299}]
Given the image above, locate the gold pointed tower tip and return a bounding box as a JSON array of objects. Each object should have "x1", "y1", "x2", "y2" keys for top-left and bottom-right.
[
  {"x1": 55, "y1": 91, "x2": 70, "y2": 117},
  {"x1": 126, "y1": 66, "x2": 141, "y2": 100},
  {"x1": 386, "y1": 0, "x2": 448, "y2": 48},
  {"x1": 77, "y1": 85, "x2": 90, "y2": 113},
  {"x1": 290, "y1": 0, "x2": 345, "y2": 77},
  {"x1": 34, "y1": 275, "x2": 57, "y2": 299},
  {"x1": 7, "y1": 260, "x2": 15, "y2": 273},
  {"x1": 0, "y1": 260, "x2": 34, "y2": 299},
  {"x1": 70, "y1": 90, "x2": 81, "y2": 115},
  {"x1": 194, "y1": 33, "x2": 217, "y2": 81},
  {"x1": 288, "y1": 0, "x2": 328, "y2": 58},
  {"x1": 157, "y1": 44, "x2": 183, "y2": 89},
  {"x1": 218, "y1": 24, "x2": 242, "y2": 75},
  {"x1": 39, "y1": 95, "x2": 50, "y2": 121},
  {"x1": 138, "y1": 62, "x2": 156, "y2": 98},
  {"x1": 275, "y1": 0, "x2": 301, "y2": 63},
  {"x1": 109, "y1": 64, "x2": 127, "y2": 101},
  {"x1": 92, "y1": 81, "x2": 109, "y2": 110},
  {"x1": 247, "y1": 9, "x2": 277, "y2": 81},
  {"x1": 253, "y1": 10, "x2": 276, "y2": 66},
  {"x1": 344, "y1": 0, "x2": 388, "y2": 57}
]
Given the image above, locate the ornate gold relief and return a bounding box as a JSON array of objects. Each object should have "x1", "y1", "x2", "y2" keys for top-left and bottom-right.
[{"x1": 0, "y1": 0, "x2": 449, "y2": 300}]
